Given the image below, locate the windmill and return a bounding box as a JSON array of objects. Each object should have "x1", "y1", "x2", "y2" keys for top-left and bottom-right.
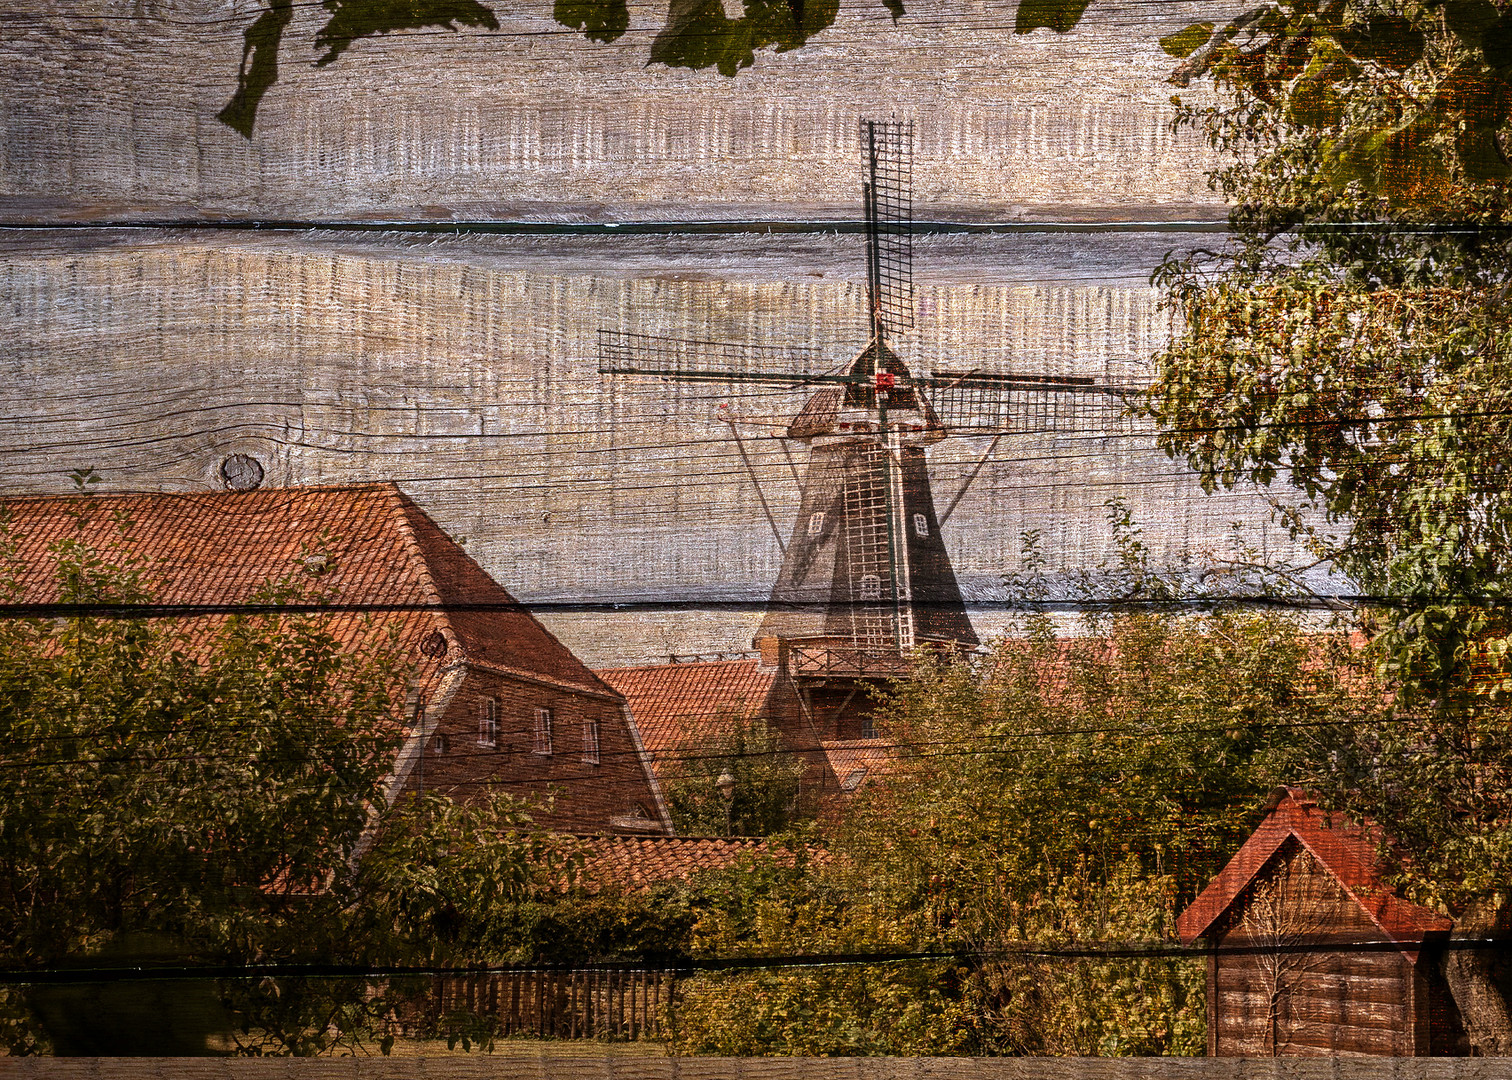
[{"x1": 599, "y1": 121, "x2": 1129, "y2": 736}]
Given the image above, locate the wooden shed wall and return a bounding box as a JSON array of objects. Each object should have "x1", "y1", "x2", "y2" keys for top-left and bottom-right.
[{"x1": 1208, "y1": 844, "x2": 1446, "y2": 1058}]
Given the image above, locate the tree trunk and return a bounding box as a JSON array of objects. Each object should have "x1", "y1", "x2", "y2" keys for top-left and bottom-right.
[{"x1": 1442, "y1": 898, "x2": 1512, "y2": 1056}]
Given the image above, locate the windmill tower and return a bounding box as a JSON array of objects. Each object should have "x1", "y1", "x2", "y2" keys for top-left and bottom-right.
[{"x1": 600, "y1": 121, "x2": 1127, "y2": 740}]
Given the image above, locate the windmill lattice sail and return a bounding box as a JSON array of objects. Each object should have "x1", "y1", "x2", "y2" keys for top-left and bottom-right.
[
  {"x1": 597, "y1": 331, "x2": 831, "y2": 384},
  {"x1": 861, "y1": 119, "x2": 914, "y2": 339}
]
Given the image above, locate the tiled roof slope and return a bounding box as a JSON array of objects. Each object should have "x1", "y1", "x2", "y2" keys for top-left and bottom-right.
[
  {"x1": 596, "y1": 659, "x2": 776, "y2": 758},
  {"x1": 1178, "y1": 787, "x2": 1452, "y2": 959},
  {"x1": 819, "y1": 740, "x2": 892, "y2": 792},
  {"x1": 576, "y1": 835, "x2": 824, "y2": 891},
  {"x1": 0, "y1": 484, "x2": 612, "y2": 698}
]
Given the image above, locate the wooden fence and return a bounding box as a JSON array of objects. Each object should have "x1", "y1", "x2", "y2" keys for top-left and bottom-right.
[{"x1": 419, "y1": 969, "x2": 675, "y2": 1041}]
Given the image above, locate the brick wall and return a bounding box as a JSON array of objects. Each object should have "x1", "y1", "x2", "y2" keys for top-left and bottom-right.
[{"x1": 410, "y1": 666, "x2": 665, "y2": 834}]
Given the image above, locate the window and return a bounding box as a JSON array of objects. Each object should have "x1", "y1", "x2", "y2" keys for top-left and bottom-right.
[
  {"x1": 432, "y1": 733, "x2": 450, "y2": 756},
  {"x1": 478, "y1": 698, "x2": 498, "y2": 747},
  {"x1": 582, "y1": 717, "x2": 600, "y2": 765},
  {"x1": 534, "y1": 707, "x2": 553, "y2": 755},
  {"x1": 807, "y1": 511, "x2": 826, "y2": 537},
  {"x1": 913, "y1": 512, "x2": 929, "y2": 538},
  {"x1": 841, "y1": 767, "x2": 869, "y2": 792},
  {"x1": 858, "y1": 573, "x2": 882, "y2": 601}
]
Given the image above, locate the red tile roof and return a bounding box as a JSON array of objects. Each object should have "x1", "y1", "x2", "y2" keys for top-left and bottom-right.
[
  {"x1": 596, "y1": 659, "x2": 776, "y2": 761},
  {"x1": 575, "y1": 834, "x2": 823, "y2": 891},
  {"x1": 819, "y1": 740, "x2": 892, "y2": 792},
  {"x1": 1177, "y1": 787, "x2": 1452, "y2": 958},
  {"x1": 0, "y1": 484, "x2": 615, "y2": 700}
]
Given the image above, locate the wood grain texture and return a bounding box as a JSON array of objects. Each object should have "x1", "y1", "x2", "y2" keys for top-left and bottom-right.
[
  {"x1": 0, "y1": 0, "x2": 1237, "y2": 222},
  {"x1": 0, "y1": 227, "x2": 1317, "y2": 666},
  {"x1": 1211, "y1": 847, "x2": 1432, "y2": 1058},
  {"x1": 2, "y1": 1055, "x2": 1512, "y2": 1078}
]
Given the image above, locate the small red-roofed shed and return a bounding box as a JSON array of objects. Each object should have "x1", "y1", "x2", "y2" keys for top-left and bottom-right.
[{"x1": 1178, "y1": 787, "x2": 1464, "y2": 1057}]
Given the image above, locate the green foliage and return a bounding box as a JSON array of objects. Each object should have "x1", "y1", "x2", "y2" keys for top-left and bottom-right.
[
  {"x1": 1147, "y1": 0, "x2": 1512, "y2": 1046},
  {"x1": 1165, "y1": 1, "x2": 1512, "y2": 204},
  {"x1": 0, "y1": 506, "x2": 560, "y2": 1054},
  {"x1": 672, "y1": 840, "x2": 973, "y2": 1055},
  {"x1": 666, "y1": 516, "x2": 1365, "y2": 1055},
  {"x1": 1160, "y1": 23, "x2": 1213, "y2": 60},
  {"x1": 552, "y1": 0, "x2": 628, "y2": 42},
  {"x1": 661, "y1": 713, "x2": 807, "y2": 836},
  {"x1": 823, "y1": 599, "x2": 1359, "y2": 1054},
  {"x1": 648, "y1": 0, "x2": 845, "y2": 77},
  {"x1": 216, "y1": 0, "x2": 295, "y2": 138},
  {"x1": 966, "y1": 862, "x2": 1204, "y2": 1056},
  {"x1": 1014, "y1": 0, "x2": 1092, "y2": 35},
  {"x1": 313, "y1": 0, "x2": 501, "y2": 66},
  {"x1": 675, "y1": 963, "x2": 970, "y2": 1055}
]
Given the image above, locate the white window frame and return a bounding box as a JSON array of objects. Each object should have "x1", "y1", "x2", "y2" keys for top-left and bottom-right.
[
  {"x1": 913, "y1": 512, "x2": 929, "y2": 538},
  {"x1": 807, "y1": 511, "x2": 826, "y2": 537},
  {"x1": 858, "y1": 573, "x2": 882, "y2": 601},
  {"x1": 478, "y1": 698, "x2": 498, "y2": 748},
  {"x1": 534, "y1": 706, "x2": 554, "y2": 756},
  {"x1": 582, "y1": 717, "x2": 600, "y2": 765}
]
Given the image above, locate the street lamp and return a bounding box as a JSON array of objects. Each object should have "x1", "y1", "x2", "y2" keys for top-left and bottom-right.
[{"x1": 716, "y1": 770, "x2": 736, "y2": 835}]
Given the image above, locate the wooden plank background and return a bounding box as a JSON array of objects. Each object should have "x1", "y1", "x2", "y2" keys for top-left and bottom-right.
[
  {"x1": 0, "y1": 225, "x2": 1310, "y2": 664},
  {"x1": 1, "y1": 0, "x2": 1234, "y2": 222},
  {"x1": 0, "y1": 0, "x2": 1311, "y2": 667}
]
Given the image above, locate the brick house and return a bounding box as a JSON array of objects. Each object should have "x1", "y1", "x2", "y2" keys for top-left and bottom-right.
[
  {"x1": 1, "y1": 484, "x2": 671, "y2": 835},
  {"x1": 1178, "y1": 788, "x2": 1464, "y2": 1056}
]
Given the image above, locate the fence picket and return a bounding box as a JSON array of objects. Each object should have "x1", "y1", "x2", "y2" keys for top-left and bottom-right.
[{"x1": 418, "y1": 969, "x2": 671, "y2": 1042}]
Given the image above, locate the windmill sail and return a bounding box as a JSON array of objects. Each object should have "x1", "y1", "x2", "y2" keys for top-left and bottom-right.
[
  {"x1": 598, "y1": 330, "x2": 831, "y2": 385},
  {"x1": 923, "y1": 370, "x2": 1133, "y2": 434},
  {"x1": 861, "y1": 119, "x2": 913, "y2": 340}
]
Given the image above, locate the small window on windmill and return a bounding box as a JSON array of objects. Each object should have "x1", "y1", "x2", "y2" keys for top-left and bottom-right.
[
  {"x1": 808, "y1": 511, "x2": 826, "y2": 537},
  {"x1": 841, "y1": 768, "x2": 868, "y2": 792},
  {"x1": 859, "y1": 574, "x2": 882, "y2": 601},
  {"x1": 913, "y1": 513, "x2": 929, "y2": 538},
  {"x1": 534, "y1": 707, "x2": 554, "y2": 756},
  {"x1": 479, "y1": 698, "x2": 499, "y2": 748},
  {"x1": 433, "y1": 733, "x2": 450, "y2": 756}
]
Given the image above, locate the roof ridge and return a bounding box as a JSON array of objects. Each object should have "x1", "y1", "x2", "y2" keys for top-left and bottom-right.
[
  {"x1": 1177, "y1": 789, "x2": 1451, "y2": 953},
  {"x1": 385, "y1": 490, "x2": 621, "y2": 700},
  {"x1": 595, "y1": 658, "x2": 760, "y2": 674},
  {"x1": 463, "y1": 657, "x2": 622, "y2": 701},
  {"x1": 382, "y1": 487, "x2": 461, "y2": 655},
  {"x1": 0, "y1": 482, "x2": 397, "y2": 505}
]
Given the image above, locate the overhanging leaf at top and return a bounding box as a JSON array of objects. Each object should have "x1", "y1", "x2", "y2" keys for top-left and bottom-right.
[{"x1": 1014, "y1": 0, "x2": 1092, "y2": 34}]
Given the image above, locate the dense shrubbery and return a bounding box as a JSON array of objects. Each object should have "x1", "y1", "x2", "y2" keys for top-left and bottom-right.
[{"x1": 0, "y1": 507, "x2": 577, "y2": 1054}]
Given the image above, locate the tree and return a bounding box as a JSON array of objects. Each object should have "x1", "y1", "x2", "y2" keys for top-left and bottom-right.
[
  {"x1": 660, "y1": 712, "x2": 808, "y2": 836},
  {"x1": 0, "y1": 506, "x2": 570, "y2": 1054},
  {"x1": 1142, "y1": 0, "x2": 1512, "y2": 1052},
  {"x1": 669, "y1": 520, "x2": 1371, "y2": 1056}
]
